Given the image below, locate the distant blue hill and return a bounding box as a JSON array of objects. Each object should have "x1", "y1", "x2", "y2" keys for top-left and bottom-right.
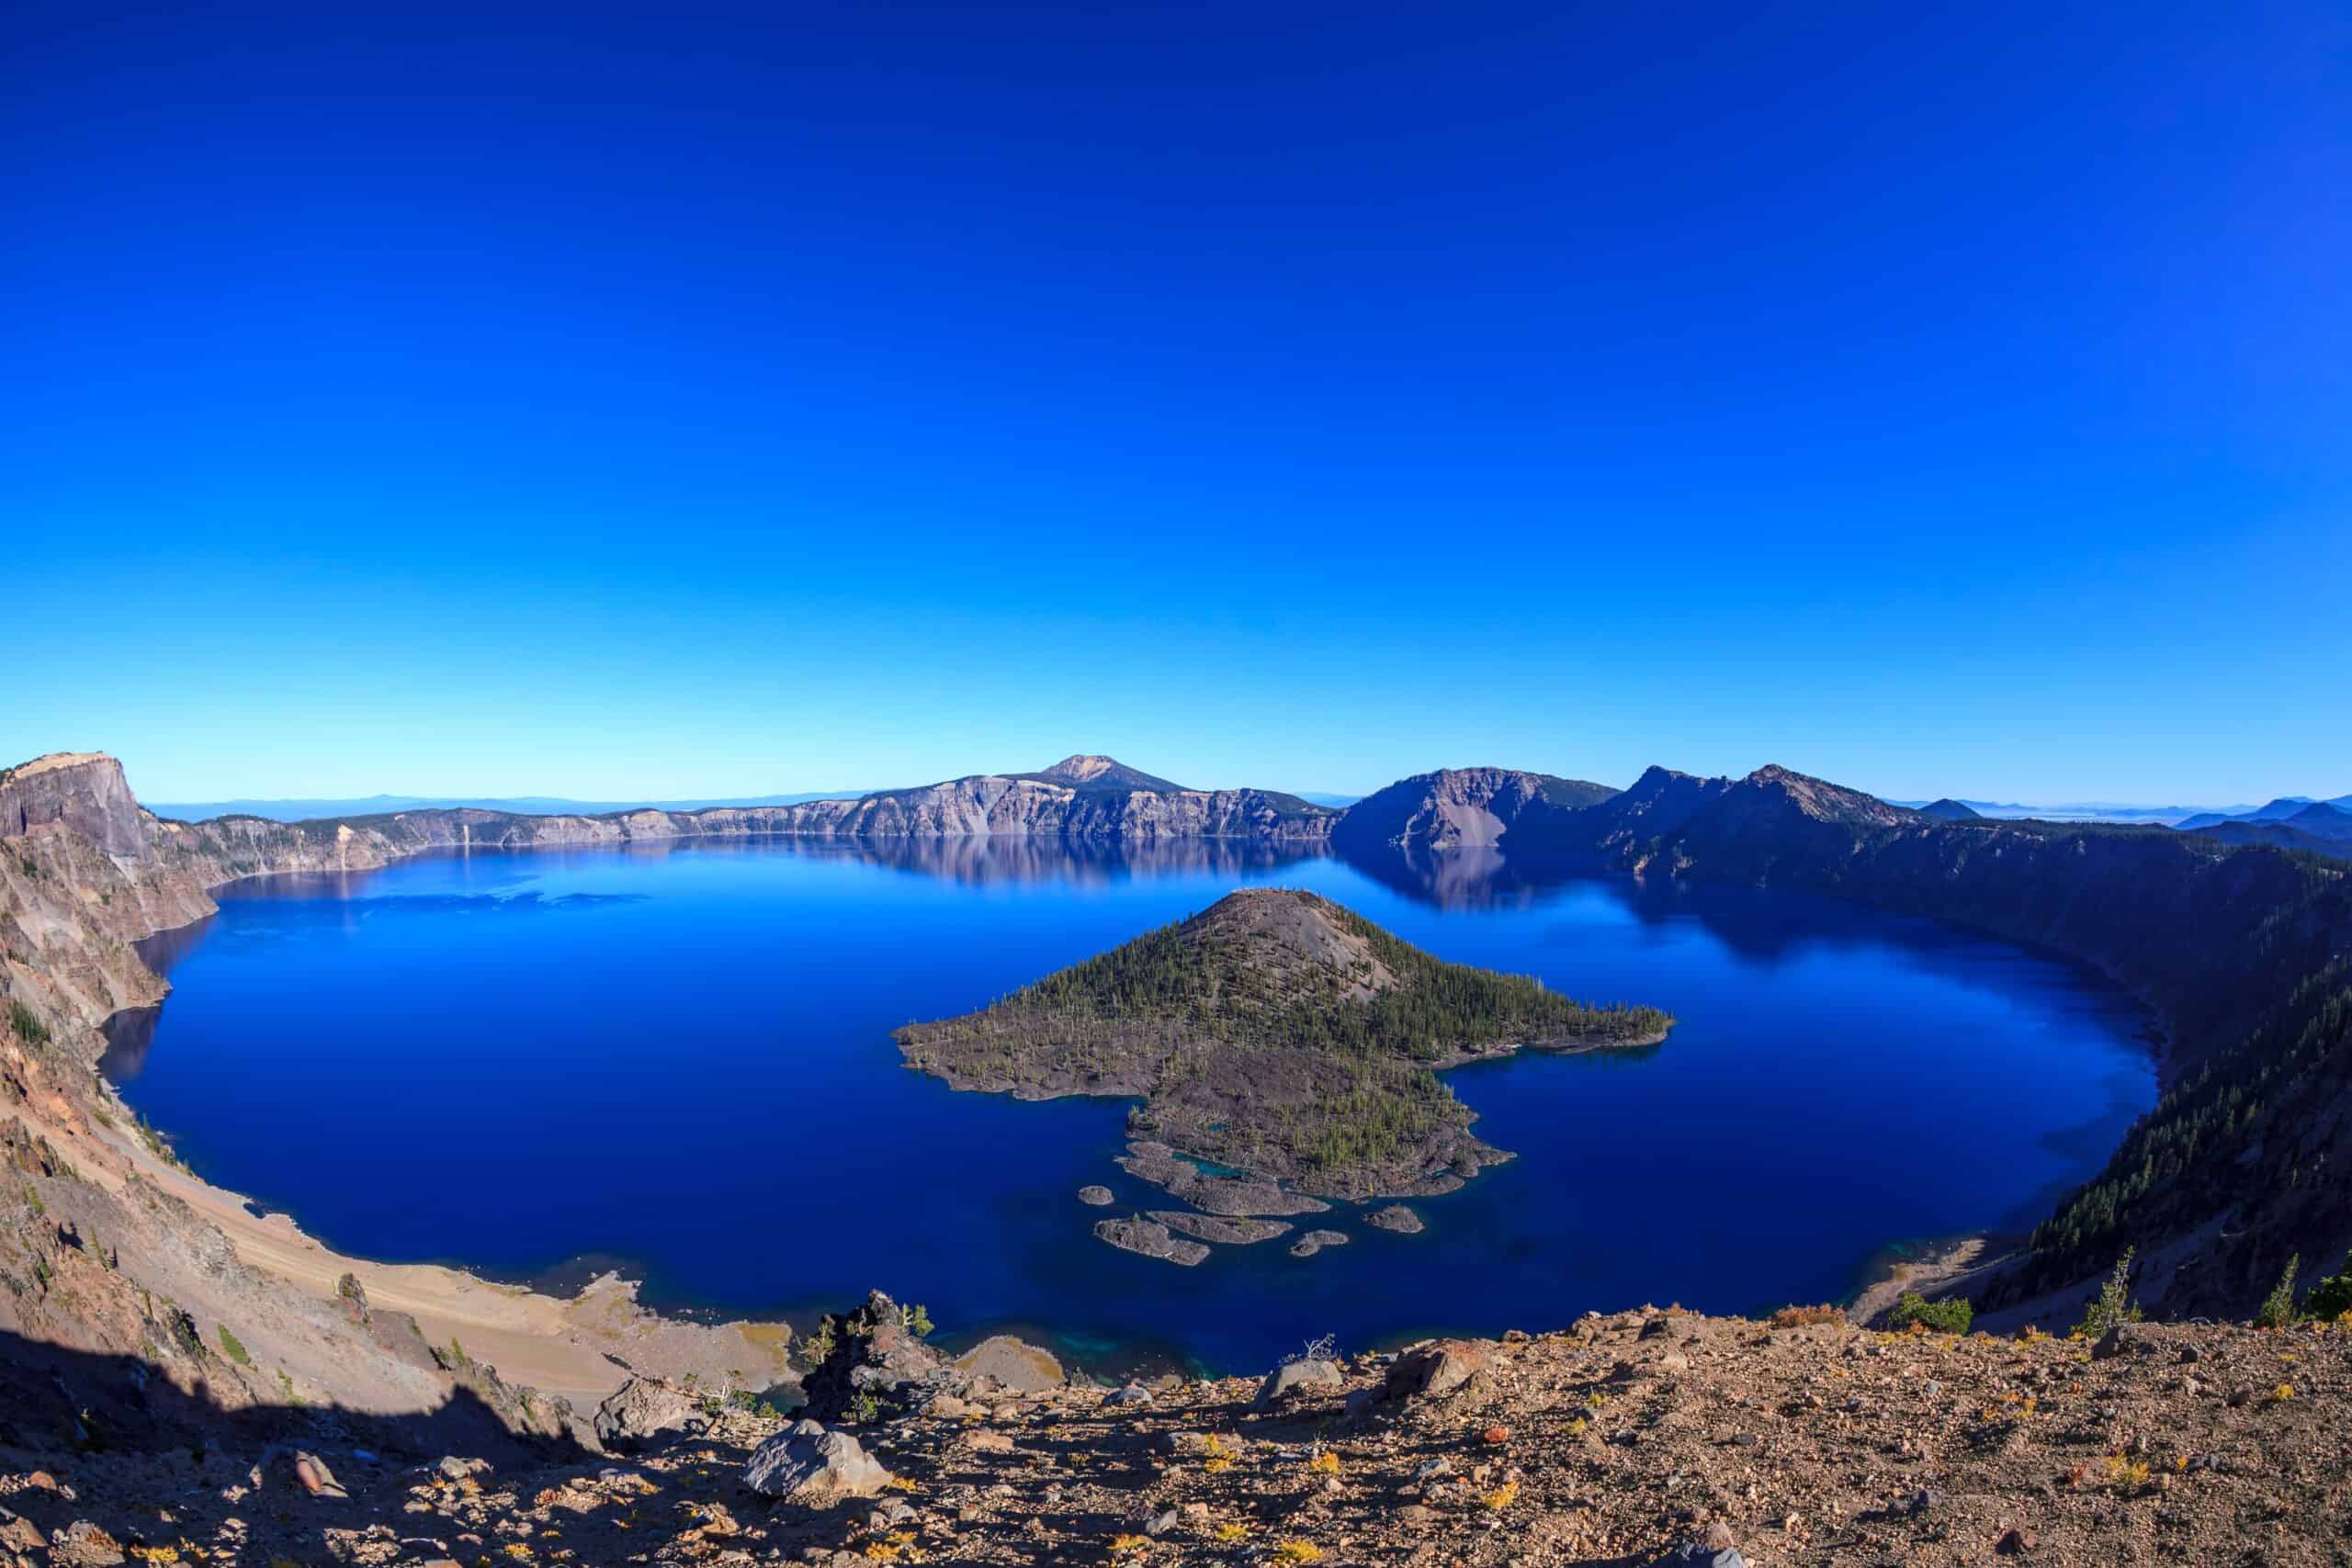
[
  {"x1": 1294, "y1": 792, "x2": 1363, "y2": 808},
  {"x1": 145, "y1": 790, "x2": 865, "y2": 823},
  {"x1": 1892, "y1": 798, "x2": 2252, "y2": 826},
  {"x1": 2182, "y1": 801, "x2": 2352, "y2": 862},
  {"x1": 2173, "y1": 795, "x2": 2349, "y2": 831}
]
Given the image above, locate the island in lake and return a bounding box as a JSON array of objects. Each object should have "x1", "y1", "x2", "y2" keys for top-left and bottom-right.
[{"x1": 895, "y1": 887, "x2": 1672, "y2": 1260}]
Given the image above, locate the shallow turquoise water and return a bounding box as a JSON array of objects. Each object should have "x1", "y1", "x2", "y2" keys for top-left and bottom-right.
[{"x1": 106, "y1": 837, "x2": 2154, "y2": 1375}]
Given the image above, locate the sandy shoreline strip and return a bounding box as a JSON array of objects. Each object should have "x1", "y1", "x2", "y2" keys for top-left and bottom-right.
[{"x1": 31, "y1": 1068, "x2": 794, "y2": 1408}]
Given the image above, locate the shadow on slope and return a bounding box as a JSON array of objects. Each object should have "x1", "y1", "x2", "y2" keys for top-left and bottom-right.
[{"x1": 0, "y1": 1326, "x2": 588, "y2": 1466}]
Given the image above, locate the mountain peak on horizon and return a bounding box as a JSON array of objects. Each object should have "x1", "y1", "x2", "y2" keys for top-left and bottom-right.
[{"x1": 1031, "y1": 754, "x2": 1187, "y2": 793}]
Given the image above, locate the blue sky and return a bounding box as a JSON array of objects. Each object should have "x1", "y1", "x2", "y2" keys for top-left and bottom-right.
[{"x1": 8, "y1": 2, "x2": 2346, "y2": 805}]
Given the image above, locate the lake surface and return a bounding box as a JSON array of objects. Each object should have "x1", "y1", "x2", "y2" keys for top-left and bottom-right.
[{"x1": 104, "y1": 836, "x2": 2154, "y2": 1376}]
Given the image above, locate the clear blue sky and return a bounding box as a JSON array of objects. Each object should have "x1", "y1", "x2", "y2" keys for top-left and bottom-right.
[{"x1": 8, "y1": 2, "x2": 2346, "y2": 805}]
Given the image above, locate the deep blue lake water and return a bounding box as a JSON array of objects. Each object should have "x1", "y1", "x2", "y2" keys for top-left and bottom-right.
[{"x1": 104, "y1": 837, "x2": 2154, "y2": 1376}]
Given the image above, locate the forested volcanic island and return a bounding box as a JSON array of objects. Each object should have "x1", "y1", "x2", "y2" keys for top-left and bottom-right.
[{"x1": 894, "y1": 887, "x2": 1671, "y2": 1263}]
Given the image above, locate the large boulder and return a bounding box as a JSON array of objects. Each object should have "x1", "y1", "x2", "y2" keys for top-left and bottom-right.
[
  {"x1": 744, "y1": 1419, "x2": 893, "y2": 1504},
  {"x1": 1382, "y1": 1338, "x2": 1492, "y2": 1402},
  {"x1": 1255, "y1": 1358, "x2": 1344, "y2": 1408},
  {"x1": 594, "y1": 1376, "x2": 708, "y2": 1451}
]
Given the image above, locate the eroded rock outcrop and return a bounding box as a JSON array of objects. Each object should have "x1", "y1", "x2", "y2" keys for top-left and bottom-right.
[
  {"x1": 1331, "y1": 766, "x2": 1616, "y2": 852},
  {"x1": 799, "y1": 1291, "x2": 1064, "y2": 1420}
]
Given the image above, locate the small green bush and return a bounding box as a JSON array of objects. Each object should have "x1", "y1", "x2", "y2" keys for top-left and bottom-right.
[
  {"x1": 2074, "y1": 1249, "x2": 2143, "y2": 1338},
  {"x1": 1889, "y1": 1292, "x2": 1973, "y2": 1334},
  {"x1": 2301, "y1": 1252, "x2": 2352, "y2": 1322},
  {"x1": 6, "y1": 999, "x2": 50, "y2": 1048},
  {"x1": 216, "y1": 1324, "x2": 252, "y2": 1367},
  {"x1": 2255, "y1": 1255, "x2": 2301, "y2": 1328}
]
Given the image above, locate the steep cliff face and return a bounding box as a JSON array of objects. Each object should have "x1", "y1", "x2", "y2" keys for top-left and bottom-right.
[
  {"x1": 814, "y1": 769, "x2": 1333, "y2": 840},
  {"x1": 1329, "y1": 767, "x2": 1616, "y2": 852},
  {"x1": 1508, "y1": 762, "x2": 2352, "y2": 1317},
  {"x1": 0, "y1": 751, "x2": 153, "y2": 860}
]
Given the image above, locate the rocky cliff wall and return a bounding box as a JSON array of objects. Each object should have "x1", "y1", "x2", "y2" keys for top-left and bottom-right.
[
  {"x1": 1330, "y1": 767, "x2": 1614, "y2": 852},
  {"x1": 0, "y1": 751, "x2": 153, "y2": 860}
]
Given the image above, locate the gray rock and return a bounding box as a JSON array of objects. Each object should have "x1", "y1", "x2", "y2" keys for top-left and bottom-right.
[
  {"x1": 744, "y1": 1419, "x2": 894, "y2": 1503},
  {"x1": 1648, "y1": 1538, "x2": 1746, "y2": 1568},
  {"x1": 0, "y1": 1510, "x2": 43, "y2": 1556},
  {"x1": 1288, "y1": 1228, "x2": 1350, "y2": 1258},
  {"x1": 291, "y1": 1450, "x2": 345, "y2": 1498},
  {"x1": 49, "y1": 1521, "x2": 128, "y2": 1567},
  {"x1": 594, "y1": 1375, "x2": 708, "y2": 1452},
  {"x1": 2092, "y1": 1325, "x2": 2144, "y2": 1360},
  {"x1": 1382, "y1": 1339, "x2": 1491, "y2": 1401},
  {"x1": 1364, "y1": 1204, "x2": 1424, "y2": 1234},
  {"x1": 1254, "y1": 1357, "x2": 1344, "y2": 1407},
  {"x1": 249, "y1": 1444, "x2": 347, "y2": 1499},
  {"x1": 1077, "y1": 1185, "x2": 1115, "y2": 1206},
  {"x1": 1107, "y1": 1382, "x2": 1155, "y2": 1405}
]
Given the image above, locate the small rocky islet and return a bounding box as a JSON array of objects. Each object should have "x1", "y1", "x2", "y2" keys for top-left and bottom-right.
[{"x1": 901, "y1": 886, "x2": 1672, "y2": 1263}]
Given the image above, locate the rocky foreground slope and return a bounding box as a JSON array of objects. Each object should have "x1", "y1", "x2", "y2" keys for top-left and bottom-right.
[{"x1": 6, "y1": 1291, "x2": 2348, "y2": 1566}]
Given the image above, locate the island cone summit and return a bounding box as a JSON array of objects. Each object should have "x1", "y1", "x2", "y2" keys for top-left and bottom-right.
[{"x1": 895, "y1": 887, "x2": 1672, "y2": 1206}]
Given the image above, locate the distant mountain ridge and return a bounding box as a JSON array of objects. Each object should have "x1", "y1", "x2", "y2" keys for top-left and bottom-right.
[
  {"x1": 140, "y1": 754, "x2": 1620, "y2": 850},
  {"x1": 145, "y1": 788, "x2": 863, "y2": 822},
  {"x1": 2175, "y1": 795, "x2": 2352, "y2": 831},
  {"x1": 2184, "y1": 801, "x2": 2352, "y2": 861}
]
